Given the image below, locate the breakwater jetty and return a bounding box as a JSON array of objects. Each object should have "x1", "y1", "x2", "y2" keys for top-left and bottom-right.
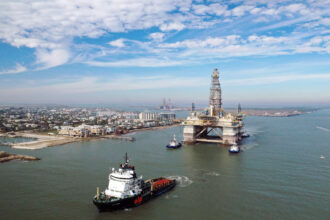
[{"x1": 0, "y1": 151, "x2": 40, "y2": 163}]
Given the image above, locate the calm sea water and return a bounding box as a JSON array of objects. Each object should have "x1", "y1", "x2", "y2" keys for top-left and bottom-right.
[
  {"x1": 0, "y1": 136, "x2": 36, "y2": 144},
  {"x1": 0, "y1": 110, "x2": 329, "y2": 220}
]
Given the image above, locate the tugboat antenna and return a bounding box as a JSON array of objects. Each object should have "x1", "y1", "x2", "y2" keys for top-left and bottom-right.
[{"x1": 124, "y1": 152, "x2": 129, "y2": 164}]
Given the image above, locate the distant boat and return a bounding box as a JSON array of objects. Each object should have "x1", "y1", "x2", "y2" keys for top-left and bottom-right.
[
  {"x1": 320, "y1": 155, "x2": 325, "y2": 159},
  {"x1": 228, "y1": 143, "x2": 240, "y2": 153},
  {"x1": 166, "y1": 134, "x2": 182, "y2": 149}
]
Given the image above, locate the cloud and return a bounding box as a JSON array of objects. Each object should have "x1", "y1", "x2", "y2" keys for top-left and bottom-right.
[
  {"x1": 87, "y1": 57, "x2": 184, "y2": 67},
  {"x1": 0, "y1": 74, "x2": 209, "y2": 104},
  {"x1": 0, "y1": 63, "x2": 27, "y2": 75},
  {"x1": 225, "y1": 73, "x2": 330, "y2": 86},
  {"x1": 149, "y1": 32, "x2": 165, "y2": 41},
  {"x1": 232, "y1": 5, "x2": 255, "y2": 17},
  {"x1": 160, "y1": 35, "x2": 241, "y2": 49},
  {"x1": 160, "y1": 22, "x2": 185, "y2": 31},
  {"x1": 84, "y1": 31, "x2": 329, "y2": 67},
  {"x1": 35, "y1": 48, "x2": 71, "y2": 69},
  {"x1": 109, "y1": 39, "x2": 125, "y2": 48},
  {"x1": 192, "y1": 3, "x2": 229, "y2": 16},
  {"x1": 157, "y1": 33, "x2": 330, "y2": 58},
  {"x1": 0, "y1": 0, "x2": 195, "y2": 69},
  {"x1": 0, "y1": 0, "x2": 330, "y2": 70}
]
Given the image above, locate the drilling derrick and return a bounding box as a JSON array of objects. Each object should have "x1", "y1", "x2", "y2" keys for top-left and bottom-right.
[
  {"x1": 209, "y1": 68, "x2": 222, "y2": 115},
  {"x1": 183, "y1": 68, "x2": 245, "y2": 145}
]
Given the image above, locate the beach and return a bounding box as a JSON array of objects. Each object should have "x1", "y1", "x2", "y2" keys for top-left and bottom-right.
[{"x1": 0, "y1": 124, "x2": 181, "y2": 150}]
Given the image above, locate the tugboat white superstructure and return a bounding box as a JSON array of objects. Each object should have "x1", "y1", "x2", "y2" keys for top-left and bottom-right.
[
  {"x1": 93, "y1": 153, "x2": 176, "y2": 212},
  {"x1": 228, "y1": 143, "x2": 240, "y2": 153},
  {"x1": 104, "y1": 154, "x2": 142, "y2": 199},
  {"x1": 166, "y1": 134, "x2": 182, "y2": 149}
]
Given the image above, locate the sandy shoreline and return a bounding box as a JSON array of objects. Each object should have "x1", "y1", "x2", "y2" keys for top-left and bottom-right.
[
  {"x1": 0, "y1": 124, "x2": 181, "y2": 150},
  {"x1": 0, "y1": 132, "x2": 79, "y2": 150}
]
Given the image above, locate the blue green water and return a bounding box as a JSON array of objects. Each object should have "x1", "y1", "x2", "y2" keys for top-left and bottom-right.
[
  {"x1": 0, "y1": 110, "x2": 329, "y2": 220},
  {"x1": 0, "y1": 136, "x2": 36, "y2": 144}
]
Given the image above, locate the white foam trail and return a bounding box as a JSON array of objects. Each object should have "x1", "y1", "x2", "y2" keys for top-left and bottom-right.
[
  {"x1": 245, "y1": 127, "x2": 263, "y2": 136},
  {"x1": 241, "y1": 143, "x2": 259, "y2": 151},
  {"x1": 316, "y1": 126, "x2": 330, "y2": 132},
  {"x1": 205, "y1": 171, "x2": 220, "y2": 177},
  {"x1": 167, "y1": 176, "x2": 193, "y2": 187},
  {"x1": 165, "y1": 194, "x2": 178, "y2": 199}
]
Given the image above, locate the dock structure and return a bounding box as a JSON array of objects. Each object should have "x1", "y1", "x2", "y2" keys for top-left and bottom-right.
[{"x1": 183, "y1": 68, "x2": 244, "y2": 145}]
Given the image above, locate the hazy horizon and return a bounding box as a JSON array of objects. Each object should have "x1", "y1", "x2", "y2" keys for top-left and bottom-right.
[{"x1": 0, "y1": 101, "x2": 328, "y2": 109}]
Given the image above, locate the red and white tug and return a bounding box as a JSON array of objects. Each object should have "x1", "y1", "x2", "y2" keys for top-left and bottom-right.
[{"x1": 93, "y1": 153, "x2": 176, "y2": 212}]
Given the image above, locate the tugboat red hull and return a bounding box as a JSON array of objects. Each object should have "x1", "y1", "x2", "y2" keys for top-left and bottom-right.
[{"x1": 93, "y1": 193, "x2": 151, "y2": 212}]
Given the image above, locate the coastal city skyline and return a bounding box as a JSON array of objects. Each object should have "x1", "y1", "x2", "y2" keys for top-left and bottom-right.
[{"x1": 0, "y1": 0, "x2": 330, "y2": 107}]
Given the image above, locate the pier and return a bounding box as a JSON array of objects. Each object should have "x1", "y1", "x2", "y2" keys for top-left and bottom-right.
[{"x1": 183, "y1": 69, "x2": 244, "y2": 145}]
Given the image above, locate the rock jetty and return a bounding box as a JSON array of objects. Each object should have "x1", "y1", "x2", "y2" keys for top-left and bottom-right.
[{"x1": 0, "y1": 151, "x2": 40, "y2": 163}]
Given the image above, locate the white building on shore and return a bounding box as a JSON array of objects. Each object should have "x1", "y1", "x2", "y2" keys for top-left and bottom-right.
[{"x1": 139, "y1": 112, "x2": 159, "y2": 121}]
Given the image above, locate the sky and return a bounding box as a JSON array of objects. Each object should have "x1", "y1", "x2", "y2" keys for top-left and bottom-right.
[{"x1": 0, "y1": 0, "x2": 329, "y2": 107}]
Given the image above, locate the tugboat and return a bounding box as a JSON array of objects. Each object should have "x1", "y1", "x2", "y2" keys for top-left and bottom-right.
[
  {"x1": 93, "y1": 153, "x2": 176, "y2": 212},
  {"x1": 228, "y1": 143, "x2": 240, "y2": 153},
  {"x1": 241, "y1": 130, "x2": 250, "y2": 138},
  {"x1": 166, "y1": 134, "x2": 182, "y2": 149},
  {"x1": 242, "y1": 133, "x2": 250, "y2": 138}
]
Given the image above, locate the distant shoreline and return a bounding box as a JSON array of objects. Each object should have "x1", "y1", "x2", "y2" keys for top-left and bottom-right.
[
  {"x1": 225, "y1": 108, "x2": 316, "y2": 117},
  {"x1": 0, "y1": 124, "x2": 181, "y2": 150}
]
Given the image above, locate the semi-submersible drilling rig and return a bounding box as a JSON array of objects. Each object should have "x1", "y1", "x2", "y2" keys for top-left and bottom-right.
[{"x1": 183, "y1": 68, "x2": 244, "y2": 145}]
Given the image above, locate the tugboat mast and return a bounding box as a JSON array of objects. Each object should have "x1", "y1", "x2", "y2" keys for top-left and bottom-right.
[{"x1": 124, "y1": 152, "x2": 129, "y2": 164}]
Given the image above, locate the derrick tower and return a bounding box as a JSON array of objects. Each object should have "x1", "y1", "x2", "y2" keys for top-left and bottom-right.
[{"x1": 209, "y1": 68, "x2": 222, "y2": 115}]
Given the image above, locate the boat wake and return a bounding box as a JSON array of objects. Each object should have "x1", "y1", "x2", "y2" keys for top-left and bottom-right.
[
  {"x1": 316, "y1": 126, "x2": 330, "y2": 132},
  {"x1": 241, "y1": 143, "x2": 258, "y2": 151},
  {"x1": 205, "y1": 171, "x2": 220, "y2": 177},
  {"x1": 245, "y1": 127, "x2": 263, "y2": 136},
  {"x1": 193, "y1": 169, "x2": 221, "y2": 178},
  {"x1": 167, "y1": 176, "x2": 193, "y2": 187},
  {"x1": 165, "y1": 194, "x2": 179, "y2": 199}
]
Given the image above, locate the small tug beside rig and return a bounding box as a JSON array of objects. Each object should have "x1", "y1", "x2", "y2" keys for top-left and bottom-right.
[
  {"x1": 166, "y1": 134, "x2": 182, "y2": 149},
  {"x1": 93, "y1": 153, "x2": 176, "y2": 212}
]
